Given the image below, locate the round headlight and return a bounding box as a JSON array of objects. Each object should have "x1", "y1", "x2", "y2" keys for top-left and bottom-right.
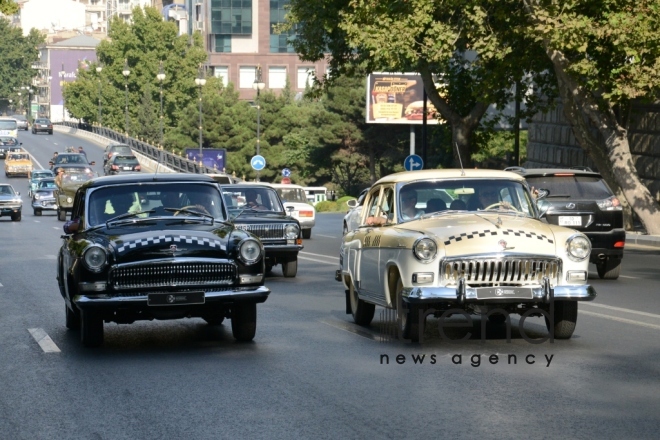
[
  {"x1": 34, "y1": 194, "x2": 40, "y2": 200},
  {"x1": 66, "y1": 197, "x2": 73, "y2": 203},
  {"x1": 83, "y1": 245, "x2": 107, "y2": 272},
  {"x1": 285, "y1": 223, "x2": 300, "y2": 239},
  {"x1": 413, "y1": 237, "x2": 438, "y2": 262},
  {"x1": 566, "y1": 234, "x2": 591, "y2": 261},
  {"x1": 238, "y1": 238, "x2": 262, "y2": 265}
]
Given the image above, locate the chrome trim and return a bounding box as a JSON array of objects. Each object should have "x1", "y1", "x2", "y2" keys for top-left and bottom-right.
[
  {"x1": 237, "y1": 238, "x2": 263, "y2": 265},
  {"x1": 402, "y1": 284, "x2": 595, "y2": 303},
  {"x1": 234, "y1": 223, "x2": 287, "y2": 241},
  {"x1": 82, "y1": 244, "x2": 108, "y2": 273},
  {"x1": 74, "y1": 286, "x2": 270, "y2": 305},
  {"x1": 441, "y1": 254, "x2": 560, "y2": 287},
  {"x1": 566, "y1": 233, "x2": 591, "y2": 262}
]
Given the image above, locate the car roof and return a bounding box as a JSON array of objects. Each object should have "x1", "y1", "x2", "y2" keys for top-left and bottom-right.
[
  {"x1": 85, "y1": 173, "x2": 216, "y2": 188},
  {"x1": 220, "y1": 184, "x2": 276, "y2": 191},
  {"x1": 373, "y1": 169, "x2": 526, "y2": 185},
  {"x1": 505, "y1": 167, "x2": 602, "y2": 178}
]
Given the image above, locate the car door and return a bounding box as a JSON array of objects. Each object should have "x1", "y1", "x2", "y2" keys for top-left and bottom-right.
[{"x1": 352, "y1": 186, "x2": 387, "y2": 299}]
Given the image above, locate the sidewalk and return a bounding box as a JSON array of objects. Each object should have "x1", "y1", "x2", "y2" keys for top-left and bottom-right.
[{"x1": 626, "y1": 232, "x2": 660, "y2": 249}]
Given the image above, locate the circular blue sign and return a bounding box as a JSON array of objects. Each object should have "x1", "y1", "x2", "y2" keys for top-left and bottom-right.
[
  {"x1": 404, "y1": 154, "x2": 424, "y2": 171},
  {"x1": 282, "y1": 168, "x2": 291, "y2": 177},
  {"x1": 251, "y1": 155, "x2": 266, "y2": 171}
]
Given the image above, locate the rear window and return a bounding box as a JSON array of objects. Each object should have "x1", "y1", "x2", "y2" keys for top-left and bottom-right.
[
  {"x1": 525, "y1": 175, "x2": 613, "y2": 199},
  {"x1": 114, "y1": 155, "x2": 138, "y2": 164}
]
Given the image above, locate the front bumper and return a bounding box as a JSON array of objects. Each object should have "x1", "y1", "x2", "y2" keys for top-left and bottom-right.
[
  {"x1": 264, "y1": 243, "x2": 303, "y2": 258},
  {"x1": 32, "y1": 199, "x2": 57, "y2": 211}
]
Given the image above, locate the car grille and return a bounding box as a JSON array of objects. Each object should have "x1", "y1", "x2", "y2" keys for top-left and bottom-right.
[
  {"x1": 441, "y1": 256, "x2": 560, "y2": 286},
  {"x1": 110, "y1": 260, "x2": 237, "y2": 290},
  {"x1": 234, "y1": 224, "x2": 286, "y2": 241}
]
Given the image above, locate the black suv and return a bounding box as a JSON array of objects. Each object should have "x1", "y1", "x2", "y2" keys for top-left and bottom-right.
[{"x1": 506, "y1": 167, "x2": 625, "y2": 279}]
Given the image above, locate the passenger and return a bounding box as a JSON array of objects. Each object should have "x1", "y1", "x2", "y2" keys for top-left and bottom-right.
[{"x1": 399, "y1": 188, "x2": 424, "y2": 221}]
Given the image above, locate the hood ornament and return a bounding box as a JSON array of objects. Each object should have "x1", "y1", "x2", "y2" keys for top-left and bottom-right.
[{"x1": 499, "y1": 239, "x2": 514, "y2": 250}]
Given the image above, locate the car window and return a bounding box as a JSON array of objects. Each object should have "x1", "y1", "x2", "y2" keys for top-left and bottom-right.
[
  {"x1": 222, "y1": 187, "x2": 284, "y2": 212},
  {"x1": 525, "y1": 175, "x2": 613, "y2": 199},
  {"x1": 0, "y1": 186, "x2": 15, "y2": 195},
  {"x1": 276, "y1": 187, "x2": 308, "y2": 203},
  {"x1": 113, "y1": 155, "x2": 138, "y2": 164}
]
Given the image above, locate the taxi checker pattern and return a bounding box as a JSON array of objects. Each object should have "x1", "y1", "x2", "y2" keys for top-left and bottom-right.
[
  {"x1": 117, "y1": 234, "x2": 226, "y2": 254},
  {"x1": 443, "y1": 229, "x2": 554, "y2": 246}
]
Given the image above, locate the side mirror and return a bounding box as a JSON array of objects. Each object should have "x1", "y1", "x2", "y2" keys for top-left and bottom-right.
[
  {"x1": 536, "y1": 200, "x2": 550, "y2": 218},
  {"x1": 63, "y1": 218, "x2": 79, "y2": 234},
  {"x1": 346, "y1": 199, "x2": 358, "y2": 209},
  {"x1": 16, "y1": 191, "x2": 20, "y2": 196},
  {"x1": 286, "y1": 206, "x2": 294, "y2": 212}
]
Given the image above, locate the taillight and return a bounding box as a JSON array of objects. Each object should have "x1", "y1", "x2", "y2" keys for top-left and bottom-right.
[
  {"x1": 597, "y1": 196, "x2": 622, "y2": 211},
  {"x1": 614, "y1": 241, "x2": 625, "y2": 248}
]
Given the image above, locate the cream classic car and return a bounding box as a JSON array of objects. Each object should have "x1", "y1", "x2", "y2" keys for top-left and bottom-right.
[
  {"x1": 5, "y1": 151, "x2": 33, "y2": 177},
  {"x1": 336, "y1": 169, "x2": 596, "y2": 342}
]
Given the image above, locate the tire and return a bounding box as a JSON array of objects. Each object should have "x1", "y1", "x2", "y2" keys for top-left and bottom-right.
[
  {"x1": 65, "y1": 304, "x2": 80, "y2": 330},
  {"x1": 34, "y1": 209, "x2": 42, "y2": 216},
  {"x1": 48, "y1": 131, "x2": 53, "y2": 135},
  {"x1": 202, "y1": 315, "x2": 225, "y2": 326},
  {"x1": 58, "y1": 209, "x2": 66, "y2": 221},
  {"x1": 596, "y1": 258, "x2": 621, "y2": 280},
  {"x1": 348, "y1": 279, "x2": 375, "y2": 326},
  {"x1": 302, "y1": 229, "x2": 311, "y2": 239},
  {"x1": 80, "y1": 311, "x2": 104, "y2": 347},
  {"x1": 11, "y1": 212, "x2": 21, "y2": 222},
  {"x1": 396, "y1": 278, "x2": 421, "y2": 341},
  {"x1": 231, "y1": 302, "x2": 257, "y2": 342},
  {"x1": 282, "y1": 259, "x2": 298, "y2": 277},
  {"x1": 342, "y1": 222, "x2": 348, "y2": 235},
  {"x1": 265, "y1": 264, "x2": 274, "y2": 274},
  {"x1": 488, "y1": 313, "x2": 507, "y2": 325},
  {"x1": 545, "y1": 301, "x2": 578, "y2": 339}
]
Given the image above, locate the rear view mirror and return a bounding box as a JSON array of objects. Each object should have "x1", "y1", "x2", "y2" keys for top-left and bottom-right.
[
  {"x1": 63, "y1": 218, "x2": 79, "y2": 234},
  {"x1": 346, "y1": 199, "x2": 358, "y2": 208}
]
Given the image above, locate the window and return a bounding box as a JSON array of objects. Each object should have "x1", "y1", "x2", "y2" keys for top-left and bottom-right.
[
  {"x1": 270, "y1": 0, "x2": 297, "y2": 53},
  {"x1": 211, "y1": 0, "x2": 252, "y2": 35},
  {"x1": 297, "y1": 67, "x2": 315, "y2": 89},
  {"x1": 239, "y1": 66, "x2": 257, "y2": 89},
  {"x1": 214, "y1": 66, "x2": 229, "y2": 87},
  {"x1": 214, "y1": 35, "x2": 231, "y2": 53},
  {"x1": 268, "y1": 66, "x2": 287, "y2": 89}
]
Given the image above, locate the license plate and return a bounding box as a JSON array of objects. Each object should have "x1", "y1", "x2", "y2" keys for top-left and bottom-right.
[
  {"x1": 123, "y1": 167, "x2": 132, "y2": 170},
  {"x1": 558, "y1": 216, "x2": 582, "y2": 226},
  {"x1": 148, "y1": 291, "x2": 205, "y2": 306},
  {"x1": 476, "y1": 287, "x2": 533, "y2": 300}
]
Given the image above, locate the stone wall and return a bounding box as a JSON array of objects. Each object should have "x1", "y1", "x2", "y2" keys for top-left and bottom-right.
[{"x1": 526, "y1": 102, "x2": 660, "y2": 200}]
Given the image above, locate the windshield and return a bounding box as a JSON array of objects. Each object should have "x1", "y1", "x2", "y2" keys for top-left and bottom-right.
[
  {"x1": 222, "y1": 187, "x2": 284, "y2": 213},
  {"x1": 0, "y1": 120, "x2": 18, "y2": 130},
  {"x1": 0, "y1": 137, "x2": 18, "y2": 146},
  {"x1": 38, "y1": 180, "x2": 57, "y2": 189},
  {"x1": 87, "y1": 182, "x2": 226, "y2": 226},
  {"x1": 8, "y1": 154, "x2": 28, "y2": 161},
  {"x1": 0, "y1": 186, "x2": 15, "y2": 196},
  {"x1": 525, "y1": 175, "x2": 612, "y2": 199},
  {"x1": 276, "y1": 187, "x2": 308, "y2": 203}
]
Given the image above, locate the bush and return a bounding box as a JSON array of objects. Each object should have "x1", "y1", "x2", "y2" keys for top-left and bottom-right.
[{"x1": 315, "y1": 200, "x2": 352, "y2": 212}]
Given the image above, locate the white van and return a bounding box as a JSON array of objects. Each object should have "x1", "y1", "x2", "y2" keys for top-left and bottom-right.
[
  {"x1": 269, "y1": 183, "x2": 315, "y2": 239},
  {"x1": 0, "y1": 118, "x2": 19, "y2": 138},
  {"x1": 303, "y1": 186, "x2": 328, "y2": 206}
]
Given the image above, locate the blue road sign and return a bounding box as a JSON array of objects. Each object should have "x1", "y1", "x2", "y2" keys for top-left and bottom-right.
[
  {"x1": 251, "y1": 155, "x2": 266, "y2": 171},
  {"x1": 404, "y1": 154, "x2": 424, "y2": 171},
  {"x1": 282, "y1": 168, "x2": 291, "y2": 177}
]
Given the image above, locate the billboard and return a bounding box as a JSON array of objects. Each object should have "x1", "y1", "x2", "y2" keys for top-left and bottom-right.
[
  {"x1": 50, "y1": 49, "x2": 98, "y2": 106},
  {"x1": 366, "y1": 72, "x2": 443, "y2": 124},
  {"x1": 186, "y1": 148, "x2": 227, "y2": 171}
]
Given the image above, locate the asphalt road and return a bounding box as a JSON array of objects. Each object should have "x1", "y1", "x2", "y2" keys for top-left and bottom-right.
[{"x1": 0, "y1": 130, "x2": 659, "y2": 439}]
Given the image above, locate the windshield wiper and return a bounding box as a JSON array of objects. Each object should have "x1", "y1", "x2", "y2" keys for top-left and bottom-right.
[
  {"x1": 163, "y1": 207, "x2": 215, "y2": 222},
  {"x1": 106, "y1": 210, "x2": 155, "y2": 225},
  {"x1": 545, "y1": 194, "x2": 571, "y2": 198}
]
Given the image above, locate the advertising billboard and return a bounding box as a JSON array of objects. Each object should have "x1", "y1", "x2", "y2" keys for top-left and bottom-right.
[
  {"x1": 366, "y1": 72, "x2": 443, "y2": 125},
  {"x1": 50, "y1": 49, "x2": 98, "y2": 105},
  {"x1": 186, "y1": 148, "x2": 227, "y2": 171}
]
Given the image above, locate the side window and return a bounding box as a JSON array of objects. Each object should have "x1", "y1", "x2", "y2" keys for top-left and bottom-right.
[
  {"x1": 381, "y1": 186, "x2": 395, "y2": 223},
  {"x1": 72, "y1": 191, "x2": 86, "y2": 225},
  {"x1": 361, "y1": 187, "x2": 382, "y2": 225}
]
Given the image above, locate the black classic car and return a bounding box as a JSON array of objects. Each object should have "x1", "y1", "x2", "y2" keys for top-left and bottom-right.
[
  {"x1": 31, "y1": 177, "x2": 57, "y2": 215},
  {"x1": 0, "y1": 136, "x2": 21, "y2": 159},
  {"x1": 220, "y1": 184, "x2": 303, "y2": 277},
  {"x1": 58, "y1": 173, "x2": 270, "y2": 347}
]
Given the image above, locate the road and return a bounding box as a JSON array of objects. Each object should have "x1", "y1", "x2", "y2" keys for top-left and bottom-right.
[{"x1": 0, "y1": 130, "x2": 658, "y2": 439}]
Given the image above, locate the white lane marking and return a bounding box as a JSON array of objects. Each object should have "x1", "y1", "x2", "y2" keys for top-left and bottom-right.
[
  {"x1": 300, "y1": 251, "x2": 339, "y2": 260},
  {"x1": 618, "y1": 275, "x2": 638, "y2": 279},
  {"x1": 582, "y1": 302, "x2": 660, "y2": 319},
  {"x1": 299, "y1": 255, "x2": 338, "y2": 265},
  {"x1": 580, "y1": 310, "x2": 660, "y2": 331},
  {"x1": 53, "y1": 227, "x2": 60, "y2": 230},
  {"x1": 316, "y1": 234, "x2": 337, "y2": 238},
  {"x1": 28, "y1": 328, "x2": 61, "y2": 353},
  {"x1": 0, "y1": 282, "x2": 3, "y2": 287}
]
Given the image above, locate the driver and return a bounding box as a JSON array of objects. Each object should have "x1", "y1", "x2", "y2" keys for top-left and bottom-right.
[{"x1": 244, "y1": 189, "x2": 266, "y2": 210}]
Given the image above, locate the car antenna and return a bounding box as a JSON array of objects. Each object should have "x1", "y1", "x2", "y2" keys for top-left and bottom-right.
[
  {"x1": 455, "y1": 142, "x2": 465, "y2": 176},
  {"x1": 154, "y1": 148, "x2": 162, "y2": 176}
]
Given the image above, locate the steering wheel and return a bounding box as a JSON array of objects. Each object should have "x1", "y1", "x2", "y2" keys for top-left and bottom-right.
[
  {"x1": 484, "y1": 202, "x2": 520, "y2": 212},
  {"x1": 173, "y1": 204, "x2": 211, "y2": 216}
]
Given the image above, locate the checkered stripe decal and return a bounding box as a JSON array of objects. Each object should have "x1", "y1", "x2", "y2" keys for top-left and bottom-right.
[
  {"x1": 117, "y1": 235, "x2": 226, "y2": 253},
  {"x1": 443, "y1": 229, "x2": 553, "y2": 246}
]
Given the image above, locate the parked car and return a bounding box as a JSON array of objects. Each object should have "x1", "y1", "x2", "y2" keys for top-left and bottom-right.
[
  {"x1": 337, "y1": 169, "x2": 596, "y2": 342},
  {"x1": 103, "y1": 154, "x2": 141, "y2": 175},
  {"x1": 4, "y1": 151, "x2": 32, "y2": 177},
  {"x1": 102, "y1": 143, "x2": 133, "y2": 165},
  {"x1": 32, "y1": 118, "x2": 53, "y2": 135},
  {"x1": 505, "y1": 167, "x2": 625, "y2": 279},
  {"x1": 28, "y1": 169, "x2": 55, "y2": 197},
  {"x1": 57, "y1": 173, "x2": 270, "y2": 347},
  {"x1": 54, "y1": 165, "x2": 98, "y2": 221},
  {"x1": 31, "y1": 178, "x2": 57, "y2": 216},
  {"x1": 10, "y1": 115, "x2": 28, "y2": 131},
  {"x1": 0, "y1": 136, "x2": 21, "y2": 159},
  {"x1": 270, "y1": 183, "x2": 316, "y2": 239},
  {"x1": 220, "y1": 184, "x2": 303, "y2": 277},
  {"x1": 0, "y1": 183, "x2": 22, "y2": 221}
]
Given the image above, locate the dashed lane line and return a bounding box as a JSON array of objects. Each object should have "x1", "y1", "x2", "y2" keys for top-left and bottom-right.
[
  {"x1": 582, "y1": 302, "x2": 660, "y2": 319},
  {"x1": 28, "y1": 328, "x2": 61, "y2": 353},
  {"x1": 580, "y1": 310, "x2": 660, "y2": 331},
  {"x1": 300, "y1": 251, "x2": 339, "y2": 260}
]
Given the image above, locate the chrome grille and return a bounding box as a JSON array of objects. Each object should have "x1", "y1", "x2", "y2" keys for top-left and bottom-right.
[
  {"x1": 110, "y1": 260, "x2": 236, "y2": 290},
  {"x1": 235, "y1": 223, "x2": 285, "y2": 241},
  {"x1": 442, "y1": 257, "x2": 560, "y2": 286}
]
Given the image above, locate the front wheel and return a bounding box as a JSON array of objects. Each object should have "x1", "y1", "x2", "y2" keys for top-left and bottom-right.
[
  {"x1": 80, "y1": 311, "x2": 104, "y2": 347},
  {"x1": 596, "y1": 258, "x2": 621, "y2": 280},
  {"x1": 546, "y1": 301, "x2": 578, "y2": 339},
  {"x1": 34, "y1": 209, "x2": 42, "y2": 216},
  {"x1": 57, "y1": 209, "x2": 66, "y2": 221},
  {"x1": 302, "y1": 229, "x2": 311, "y2": 239},
  {"x1": 282, "y1": 259, "x2": 297, "y2": 278},
  {"x1": 65, "y1": 304, "x2": 80, "y2": 330},
  {"x1": 231, "y1": 303, "x2": 257, "y2": 342},
  {"x1": 11, "y1": 212, "x2": 21, "y2": 222},
  {"x1": 396, "y1": 278, "x2": 422, "y2": 341},
  {"x1": 348, "y1": 280, "x2": 375, "y2": 326}
]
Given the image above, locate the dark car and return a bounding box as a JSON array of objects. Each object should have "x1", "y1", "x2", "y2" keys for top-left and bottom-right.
[
  {"x1": 220, "y1": 184, "x2": 303, "y2": 277},
  {"x1": 58, "y1": 173, "x2": 270, "y2": 347},
  {"x1": 32, "y1": 118, "x2": 53, "y2": 135},
  {"x1": 50, "y1": 153, "x2": 96, "y2": 170},
  {"x1": 28, "y1": 169, "x2": 55, "y2": 197},
  {"x1": 0, "y1": 183, "x2": 22, "y2": 221},
  {"x1": 11, "y1": 115, "x2": 28, "y2": 131},
  {"x1": 104, "y1": 154, "x2": 141, "y2": 175},
  {"x1": 53, "y1": 165, "x2": 99, "y2": 221},
  {"x1": 31, "y1": 178, "x2": 58, "y2": 216},
  {"x1": 0, "y1": 136, "x2": 21, "y2": 159},
  {"x1": 103, "y1": 143, "x2": 133, "y2": 165},
  {"x1": 506, "y1": 167, "x2": 625, "y2": 279}
]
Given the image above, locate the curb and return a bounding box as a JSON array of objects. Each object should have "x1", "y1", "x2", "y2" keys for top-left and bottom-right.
[{"x1": 626, "y1": 233, "x2": 660, "y2": 248}]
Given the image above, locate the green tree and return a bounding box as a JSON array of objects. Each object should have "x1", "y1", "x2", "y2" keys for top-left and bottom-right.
[{"x1": 0, "y1": 0, "x2": 18, "y2": 16}]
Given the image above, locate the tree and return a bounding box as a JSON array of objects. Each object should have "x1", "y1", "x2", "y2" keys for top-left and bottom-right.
[
  {"x1": 0, "y1": 0, "x2": 18, "y2": 16},
  {"x1": 521, "y1": 0, "x2": 660, "y2": 233}
]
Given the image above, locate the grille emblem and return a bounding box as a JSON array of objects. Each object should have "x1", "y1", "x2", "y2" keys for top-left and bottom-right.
[
  {"x1": 566, "y1": 203, "x2": 576, "y2": 209},
  {"x1": 167, "y1": 295, "x2": 176, "y2": 303}
]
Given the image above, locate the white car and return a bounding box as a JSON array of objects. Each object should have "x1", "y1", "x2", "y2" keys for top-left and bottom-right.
[
  {"x1": 270, "y1": 183, "x2": 315, "y2": 239},
  {"x1": 343, "y1": 188, "x2": 369, "y2": 235},
  {"x1": 337, "y1": 169, "x2": 596, "y2": 342}
]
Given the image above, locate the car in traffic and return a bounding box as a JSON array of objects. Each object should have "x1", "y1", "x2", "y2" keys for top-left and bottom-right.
[
  {"x1": 0, "y1": 183, "x2": 22, "y2": 221},
  {"x1": 49, "y1": 152, "x2": 96, "y2": 170},
  {"x1": 270, "y1": 183, "x2": 316, "y2": 239},
  {"x1": 336, "y1": 169, "x2": 596, "y2": 342},
  {"x1": 57, "y1": 173, "x2": 270, "y2": 347},
  {"x1": 0, "y1": 117, "x2": 19, "y2": 138},
  {"x1": 220, "y1": 184, "x2": 303, "y2": 277},
  {"x1": 54, "y1": 165, "x2": 97, "y2": 221},
  {"x1": 103, "y1": 153, "x2": 141, "y2": 175},
  {"x1": 4, "y1": 151, "x2": 32, "y2": 177},
  {"x1": 343, "y1": 188, "x2": 369, "y2": 235},
  {"x1": 10, "y1": 115, "x2": 28, "y2": 131},
  {"x1": 505, "y1": 167, "x2": 625, "y2": 279},
  {"x1": 28, "y1": 169, "x2": 55, "y2": 197},
  {"x1": 0, "y1": 136, "x2": 21, "y2": 159},
  {"x1": 31, "y1": 118, "x2": 53, "y2": 135},
  {"x1": 102, "y1": 143, "x2": 133, "y2": 166},
  {"x1": 31, "y1": 177, "x2": 57, "y2": 216}
]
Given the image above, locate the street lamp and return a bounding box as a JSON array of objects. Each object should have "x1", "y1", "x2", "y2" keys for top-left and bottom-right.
[
  {"x1": 122, "y1": 59, "x2": 130, "y2": 134},
  {"x1": 252, "y1": 65, "x2": 265, "y2": 181},
  {"x1": 17, "y1": 91, "x2": 22, "y2": 114},
  {"x1": 156, "y1": 61, "x2": 166, "y2": 144},
  {"x1": 96, "y1": 64, "x2": 102, "y2": 125},
  {"x1": 194, "y1": 64, "x2": 206, "y2": 169}
]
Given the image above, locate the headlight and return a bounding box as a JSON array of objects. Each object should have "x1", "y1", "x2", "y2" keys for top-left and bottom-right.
[
  {"x1": 82, "y1": 245, "x2": 107, "y2": 272},
  {"x1": 566, "y1": 234, "x2": 591, "y2": 261},
  {"x1": 413, "y1": 237, "x2": 438, "y2": 262},
  {"x1": 285, "y1": 223, "x2": 300, "y2": 239},
  {"x1": 238, "y1": 238, "x2": 262, "y2": 265},
  {"x1": 34, "y1": 194, "x2": 40, "y2": 200},
  {"x1": 67, "y1": 197, "x2": 73, "y2": 203}
]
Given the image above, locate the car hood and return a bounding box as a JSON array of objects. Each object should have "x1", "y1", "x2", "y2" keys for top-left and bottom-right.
[
  {"x1": 230, "y1": 212, "x2": 293, "y2": 222},
  {"x1": 0, "y1": 194, "x2": 20, "y2": 202},
  {"x1": 401, "y1": 213, "x2": 558, "y2": 257}
]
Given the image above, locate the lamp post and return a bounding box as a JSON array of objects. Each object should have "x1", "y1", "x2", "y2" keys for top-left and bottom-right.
[
  {"x1": 17, "y1": 91, "x2": 22, "y2": 114},
  {"x1": 194, "y1": 64, "x2": 206, "y2": 169},
  {"x1": 96, "y1": 64, "x2": 102, "y2": 126},
  {"x1": 252, "y1": 65, "x2": 265, "y2": 181},
  {"x1": 122, "y1": 59, "x2": 130, "y2": 134},
  {"x1": 156, "y1": 61, "x2": 166, "y2": 145}
]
